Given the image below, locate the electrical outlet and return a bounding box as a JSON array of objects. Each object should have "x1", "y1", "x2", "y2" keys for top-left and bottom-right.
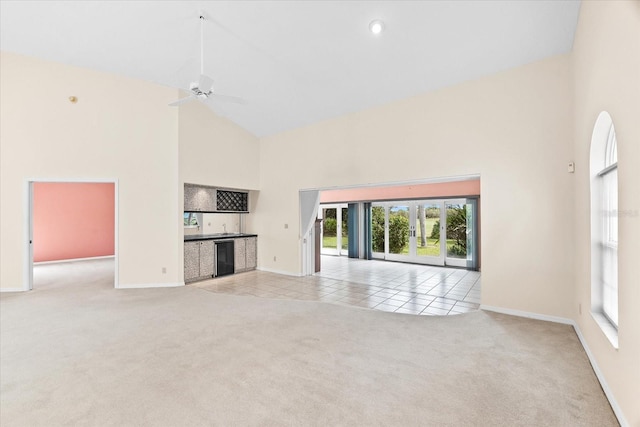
[
  {"x1": 162, "y1": 267, "x2": 167, "y2": 274},
  {"x1": 273, "y1": 256, "x2": 277, "y2": 262},
  {"x1": 284, "y1": 224, "x2": 288, "y2": 229}
]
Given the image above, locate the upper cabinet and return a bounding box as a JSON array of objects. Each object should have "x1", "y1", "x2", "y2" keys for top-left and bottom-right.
[
  {"x1": 216, "y1": 190, "x2": 249, "y2": 212},
  {"x1": 184, "y1": 184, "x2": 216, "y2": 212},
  {"x1": 184, "y1": 184, "x2": 249, "y2": 213}
]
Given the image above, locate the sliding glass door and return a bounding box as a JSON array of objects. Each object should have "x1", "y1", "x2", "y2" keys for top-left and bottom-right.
[
  {"x1": 320, "y1": 204, "x2": 348, "y2": 256},
  {"x1": 369, "y1": 199, "x2": 478, "y2": 269},
  {"x1": 416, "y1": 202, "x2": 445, "y2": 265},
  {"x1": 386, "y1": 204, "x2": 412, "y2": 262},
  {"x1": 371, "y1": 204, "x2": 386, "y2": 259},
  {"x1": 444, "y1": 200, "x2": 468, "y2": 268}
]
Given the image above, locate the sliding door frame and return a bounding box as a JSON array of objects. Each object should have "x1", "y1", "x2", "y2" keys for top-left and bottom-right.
[
  {"x1": 368, "y1": 197, "x2": 478, "y2": 269},
  {"x1": 319, "y1": 203, "x2": 348, "y2": 256}
]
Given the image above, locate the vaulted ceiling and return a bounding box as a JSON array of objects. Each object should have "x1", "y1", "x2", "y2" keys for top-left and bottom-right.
[{"x1": 0, "y1": 1, "x2": 581, "y2": 137}]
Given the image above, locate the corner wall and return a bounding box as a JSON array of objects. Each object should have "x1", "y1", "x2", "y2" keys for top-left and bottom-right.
[
  {"x1": 256, "y1": 54, "x2": 575, "y2": 318},
  {"x1": 0, "y1": 52, "x2": 181, "y2": 288},
  {"x1": 572, "y1": 1, "x2": 640, "y2": 424}
]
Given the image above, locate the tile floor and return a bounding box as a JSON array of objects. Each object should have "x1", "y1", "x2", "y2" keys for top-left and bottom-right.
[{"x1": 194, "y1": 256, "x2": 481, "y2": 316}]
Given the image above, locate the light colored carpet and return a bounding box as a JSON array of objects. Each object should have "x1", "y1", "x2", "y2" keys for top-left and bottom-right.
[{"x1": 0, "y1": 260, "x2": 617, "y2": 426}]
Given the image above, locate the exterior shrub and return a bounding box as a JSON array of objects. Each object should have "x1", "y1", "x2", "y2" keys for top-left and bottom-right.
[
  {"x1": 323, "y1": 217, "x2": 337, "y2": 236},
  {"x1": 430, "y1": 206, "x2": 467, "y2": 256},
  {"x1": 372, "y1": 207, "x2": 385, "y2": 252},
  {"x1": 388, "y1": 215, "x2": 409, "y2": 253},
  {"x1": 372, "y1": 208, "x2": 409, "y2": 253}
]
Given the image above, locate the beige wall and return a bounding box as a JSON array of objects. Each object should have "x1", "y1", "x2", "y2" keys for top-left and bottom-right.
[
  {"x1": 256, "y1": 54, "x2": 575, "y2": 318},
  {"x1": 572, "y1": 1, "x2": 640, "y2": 424},
  {"x1": 178, "y1": 100, "x2": 259, "y2": 191},
  {"x1": 0, "y1": 52, "x2": 182, "y2": 289},
  {"x1": 0, "y1": 51, "x2": 260, "y2": 290},
  {"x1": 177, "y1": 94, "x2": 260, "y2": 276}
]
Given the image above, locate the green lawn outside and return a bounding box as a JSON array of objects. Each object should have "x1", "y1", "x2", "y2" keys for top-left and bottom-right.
[
  {"x1": 400, "y1": 239, "x2": 462, "y2": 258},
  {"x1": 322, "y1": 235, "x2": 347, "y2": 250},
  {"x1": 323, "y1": 234, "x2": 463, "y2": 258}
]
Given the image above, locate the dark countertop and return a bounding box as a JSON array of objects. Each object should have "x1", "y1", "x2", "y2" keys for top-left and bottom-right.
[{"x1": 184, "y1": 233, "x2": 257, "y2": 242}]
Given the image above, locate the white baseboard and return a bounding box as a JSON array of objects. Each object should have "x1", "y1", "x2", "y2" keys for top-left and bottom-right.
[
  {"x1": 480, "y1": 305, "x2": 574, "y2": 325},
  {"x1": 256, "y1": 267, "x2": 302, "y2": 277},
  {"x1": 116, "y1": 282, "x2": 184, "y2": 289},
  {"x1": 480, "y1": 304, "x2": 628, "y2": 427},
  {"x1": 573, "y1": 323, "x2": 628, "y2": 427},
  {"x1": 34, "y1": 255, "x2": 115, "y2": 265},
  {"x1": 0, "y1": 287, "x2": 26, "y2": 293}
]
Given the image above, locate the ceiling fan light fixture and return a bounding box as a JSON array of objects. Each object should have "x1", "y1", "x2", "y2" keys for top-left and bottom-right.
[
  {"x1": 369, "y1": 19, "x2": 384, "y2": 35},
  {"x1": 168, "y1": 12, "x2": 246, "y2": 107}
]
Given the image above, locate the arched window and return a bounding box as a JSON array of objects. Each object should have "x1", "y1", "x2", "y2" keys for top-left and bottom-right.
[{"x1": 590, "y1": 111, "x2": 618, "y2": 338}]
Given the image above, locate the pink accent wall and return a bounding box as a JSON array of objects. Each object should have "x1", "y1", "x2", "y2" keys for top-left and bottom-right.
[
  {"x1": 320, "y1": 179, "x2": 480, "y2": 203},
  {"x1": 33, "y1": 183, "x2": 115, "y2": 262}
]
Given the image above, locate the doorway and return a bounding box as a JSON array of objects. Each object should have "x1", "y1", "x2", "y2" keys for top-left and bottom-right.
[
  {"x1": 371, "y1": 198, "x2": 478, "y2": 268},
  {"x1": 26, "y1": 180, "x2": 118, "y2": 290},
  {"x1": 319, "y1": 203, "x2": 349, "y2": 256}
]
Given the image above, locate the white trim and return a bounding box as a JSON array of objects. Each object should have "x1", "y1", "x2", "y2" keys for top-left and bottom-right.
[
  {"x1": 23, "y1": 180, "x2": 32, "y2": 291},
  {"x1": 480, "y1": 304, "x2": 627, "y2": 426},
  {"x1": 116, "y1": 282, "x2": 184, "y2": 289},
  {"x1": 300, "y1": 190, "x2": 321, "y2": 276},
  {"x1": 25, "y1": 178, "x2": 119, "y2": 290},
  {"x1": 0, "y1": 288, "x2": 26, "y2": 293},
  {"x1": 34, "y1": 255, "x2": 115, "y2": 265},
  {"x1": 257, "y1": 267, "x2": 303, "y2": 277},
  {"x1": 114, "y1": 180, "x2": 119, "y2": 289},
  {"x1": 480, "y1": 305, "x2": 574, "y2": 325},
  {"x1": 590, "y1": 311, "x2": 619, "y2": 349},
  {"x1": 573, "y1": 322, "x2": 628, "y2": 427}
]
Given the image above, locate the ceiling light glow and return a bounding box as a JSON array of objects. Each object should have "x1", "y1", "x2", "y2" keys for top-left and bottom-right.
[{"x1": 369, "y1": 20, "x2": 384, "y2": 35}]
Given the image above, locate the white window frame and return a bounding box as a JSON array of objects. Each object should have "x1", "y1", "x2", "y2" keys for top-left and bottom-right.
[
  {"x1": 589, "y1": 111, "x2": 619, "y2": 348},
  {"x1": 184, "y1": 212, "x2": 200, "y2": 228}
]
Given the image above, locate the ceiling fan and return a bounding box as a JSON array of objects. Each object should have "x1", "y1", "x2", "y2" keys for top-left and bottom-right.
[{"x1": 169, "y1": 14, "x2": 245, "y2": 107}]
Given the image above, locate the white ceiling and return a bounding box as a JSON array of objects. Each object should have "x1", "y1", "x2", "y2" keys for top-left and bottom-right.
[{"x1": 0, "y1": 1, "x2": 581, "y2": 137}]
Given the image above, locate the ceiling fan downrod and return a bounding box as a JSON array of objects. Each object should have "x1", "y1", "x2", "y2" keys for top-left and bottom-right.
[{"x1": 200, "y1": 15, "x2": 205, "y2": 76}]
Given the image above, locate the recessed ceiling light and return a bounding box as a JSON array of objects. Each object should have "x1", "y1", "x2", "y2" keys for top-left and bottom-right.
[{"x1": 369, "y1": 20, "x2": 384, "y2": 35}]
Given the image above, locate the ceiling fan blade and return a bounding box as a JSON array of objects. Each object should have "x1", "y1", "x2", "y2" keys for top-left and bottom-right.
[
  {"x1": 168, "y1": 95, "x2": 196, "y2": 107},
  {"x1": 198, "y1": 74, "x2": 214, "y2": 93},
  {"x1": 210, "y1": 93, "x2": 248, "y2": 105}
]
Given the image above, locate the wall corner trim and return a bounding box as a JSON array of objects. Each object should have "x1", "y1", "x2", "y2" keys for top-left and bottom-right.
[
  {"x1": 256, "y1": 267, "x2": 303, "y2": 277},
  {"x1": 480, "y1": 305, "x2": 628, "y2": 427},
  {"x1": 34, "y1": 255, "x2": 115, "y2": 266},
  {"x1": 480, "y1": 304, "x2": 574, "y2": 325},
  {"x1": 115, "y1": 282, "x2": 185, "y2": 289}
]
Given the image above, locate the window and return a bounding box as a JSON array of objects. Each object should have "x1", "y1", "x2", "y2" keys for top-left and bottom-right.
[
  {"x1": 590, "y1": 111, "x2": 618, "y2": 344},
  {"x1": 184, "y1": 212, "x2": 199, "y2": 227},
  {"x1": 599, "y1": 125, "x2": 618, "y2": 326}
]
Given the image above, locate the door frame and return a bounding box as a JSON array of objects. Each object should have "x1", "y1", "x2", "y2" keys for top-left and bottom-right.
[
  {"x1": 442, "y1": 198, "x2": 468, "y2": 268},
  {"x1": 24, "y1": 178, "x2": 119, "y2": 291},
  {"x1": 319, "y1": 203, "x2": 348, "y2": 256},
  {"x1": 370, "y1": 198, "x2": 477, "y2": 268},
  {"x1": 374, "y1": 200, "x2": 446, "y2": 266}
]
